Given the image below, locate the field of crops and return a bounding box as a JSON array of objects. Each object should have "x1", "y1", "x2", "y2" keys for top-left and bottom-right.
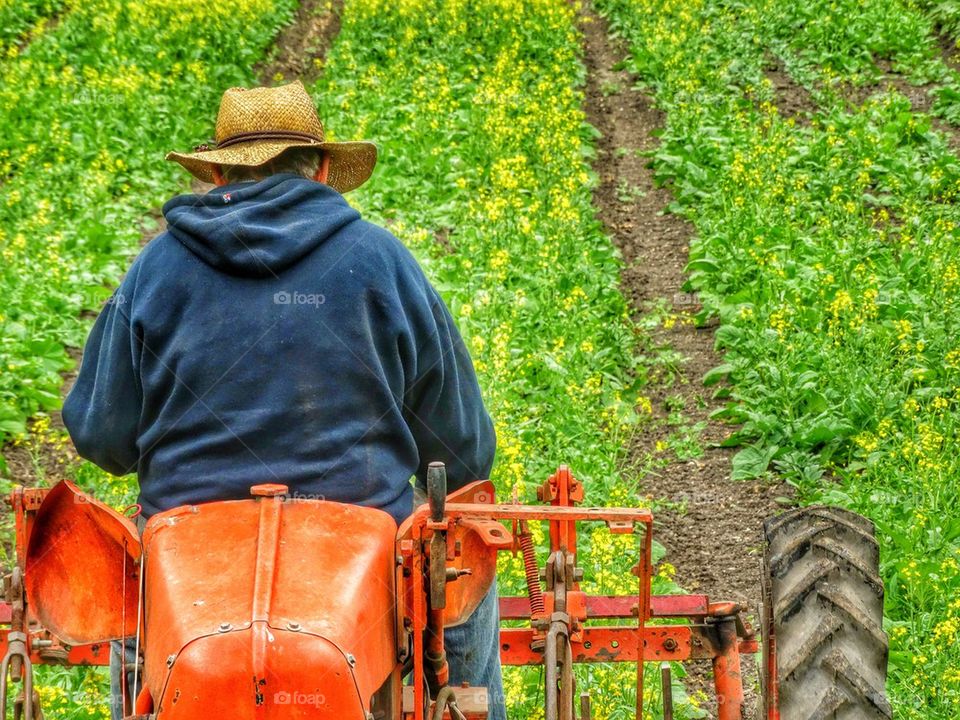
[
  {"x1": 2, "y1": 0, "x2": 960, "y2": 717},
  {"x1": 598, "y1": 0, "x2": 960, "y2": 715}
]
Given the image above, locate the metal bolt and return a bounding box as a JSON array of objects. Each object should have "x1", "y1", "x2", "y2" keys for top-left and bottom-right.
[
  {"x1": 166, "y1": 654, "x2": 176, "y2": 668},
  {"x1": 346, "y1": 653, "x2": 356, "y2": 667},
  {"x1": 287, "y1": 622, "x2": 301, "y2": 632},
  {"x1": 218, "y1": 622, "x2": 232, "y2": 632},
  {"x1": 663, "y1": 638, "x2": 678, "y2": 651}
]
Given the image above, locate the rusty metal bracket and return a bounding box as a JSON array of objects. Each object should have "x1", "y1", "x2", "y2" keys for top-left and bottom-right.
[{"x1": 0, "y1": 570, "x2": 35, "y2": 720}]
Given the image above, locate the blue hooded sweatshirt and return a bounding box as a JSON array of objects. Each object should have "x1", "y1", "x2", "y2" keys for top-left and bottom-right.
[{"x1": 62, "y1": 174, "x2": 496, "y2": 524}]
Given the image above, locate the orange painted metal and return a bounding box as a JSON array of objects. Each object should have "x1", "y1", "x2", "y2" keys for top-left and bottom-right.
[
  {"x1": 4, "y1": 469, "x2": 762, "y2": 720},
  {"x1": 538, "y1": 466, "x2": 582, "y2": 554},
  {"x1": 397, "y1": 481, "x2": 507, "y2": 632},
  {"x1": 140, "y1": 489, "x2": 398, "y2": 719},
  {"x1": 402, "y1": 476, "x2": 661, "y2": 720},
  {"x1": 497, "y1": 594, "x2": 710, "y2": 619},
  {"x1": 499, "y1": 625, "x2": 758, "y2": 666},
  {"x1": 11, "y1": 487, "x2": 45, "y2": 573},
  {"x1": 500, "y1": 626, "x2": 688, "y2": 665},
  {"x1": 761, "y1": 568, "x2": 780, "y2": 720},
  {"x1": 636, "y1": 521, "x2": 653, "y2": 720},
  {"x1": 410, "y1": 517, "x2": 427, "y2": 720},
  {"x1": 739, "y1": 638, "x2": 759, "y2": 654},
  {"x1": 160, "y1": 627, "x2": 363, "y2": 719},
  {"x1": 134, "y1": 687, "x2": 153, "y2": 715},
  {"x1": 23, "y1": 480, "x2": 140, "y2": 645},
  {"x1": 0, "y1": 633, "x2": 109, "y2": 665},
  {"x1": 712, "y1": 617, "x2": 746, "y2": 720},
  {"x1": 413, "y1": 503, "x2": 653, "y2": 525}
]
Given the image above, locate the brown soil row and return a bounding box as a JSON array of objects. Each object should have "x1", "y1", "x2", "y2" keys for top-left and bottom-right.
[
  {"x1": 763, "y1": 55, "x2": 816, "y2": 124},
  {"x1": 761, "y1": 31, "x2": 960, "y2": 153},
  {"x1": 581, "y1": 6, "x2": 787, "y2": 716}
]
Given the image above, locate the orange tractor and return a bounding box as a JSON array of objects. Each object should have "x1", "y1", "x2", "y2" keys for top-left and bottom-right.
[{"x1": 0, "y1": 463, "x2": 889, "y2": 719}]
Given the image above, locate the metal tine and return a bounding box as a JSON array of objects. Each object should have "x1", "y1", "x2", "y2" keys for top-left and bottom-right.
[
  {"x1": 661, "y1": 662, "x2": 673, "y2": 720},
  {"x1": 579, "y1": 692, "x2": 591, "y2": 720}
]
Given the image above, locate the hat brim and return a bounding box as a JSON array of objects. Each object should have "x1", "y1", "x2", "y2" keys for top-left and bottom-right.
[{"x1": 165, "y1": 139, "x2": 377, "y2": 194}]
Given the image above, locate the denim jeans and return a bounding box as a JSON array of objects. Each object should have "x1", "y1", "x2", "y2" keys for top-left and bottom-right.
[
  {"x1": 109, "y1": 639, "x2": 138, "y2": 720},
  {"x1": 110, "y1": 581, "x2": 505, "y2": 720},
  {"x1": 444, "y1": 580, "x2": 507, "y2": 720}
]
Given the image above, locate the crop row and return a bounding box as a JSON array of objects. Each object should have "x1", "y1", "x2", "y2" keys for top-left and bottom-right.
[
  {"x1": 1, "y1": 0, "x2": 693, "y2": 717},
  {"x1": 0, "y1": 0, "x2": 63, "y2": 57},
  {"x1": 0, "y1": 0, "x2": 300, "y2": 716},
  {"x1": 598, "y1": 0, "x2": 960, "y2": 714},
  {"x1": 0, "y1": 0, "x2": 299, "y2": 454},
  {"x1": 311, "y1": 0, "x2": 696, "y2": 715}
]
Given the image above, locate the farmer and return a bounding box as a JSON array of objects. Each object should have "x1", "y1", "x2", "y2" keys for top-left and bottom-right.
[{"x1": 62, "y1": 81, "x2": 503, "y2": 720}]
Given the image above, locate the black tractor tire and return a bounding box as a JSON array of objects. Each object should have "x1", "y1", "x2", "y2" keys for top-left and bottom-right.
[{"x1": 762, "y1": 506, "x2": 891, "y2": 719}]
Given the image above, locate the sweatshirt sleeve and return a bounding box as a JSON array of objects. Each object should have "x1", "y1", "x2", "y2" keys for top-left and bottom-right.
[
  {"x1": 405, "y1": 291, "x2": 496, "y2": 494},
  {"x1": 62, "y1": 291, "x2": 142, "y2": 476}
]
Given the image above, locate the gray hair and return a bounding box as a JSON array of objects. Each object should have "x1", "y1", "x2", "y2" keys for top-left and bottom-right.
[{"x1": 221, "y1": 147, "x2": 324, "y2": 183}]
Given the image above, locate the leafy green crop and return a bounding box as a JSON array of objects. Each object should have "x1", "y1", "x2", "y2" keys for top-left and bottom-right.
[
  {"x1": 313, "y1": 0, "x2": 694, "y2": 715},
  {"x1": 0, "y1": 0, "x2": 300, "y2": 713},
  {"x1": 598, "y1": 0, "x2": 960, "y2": 714},
  {"x1": 0, "y1": 0, "x2": 64, "y2": 57},
  {"x1": 1, "y1": 0, "x2": 694, "y2": 716},
  {"x1": 0, "y1": 0, "x2": 297, "y2": 452}
]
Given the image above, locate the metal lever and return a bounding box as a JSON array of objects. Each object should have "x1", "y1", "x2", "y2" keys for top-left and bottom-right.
[
  {"x1": 427, "y1": 462, "x2": 448, "y2": 611},
  {"x1": 427, "y1": 462, "x2": 447, "y2": 522},
  {"x1": 424, "y1": 462, "x2": 451, "y2": 694},
  {"x1": 1, "y1": 568, "x2": 35, "y2": 720},
  {"x1": 579, "y1": 693, "x2": 591, "y2": 720}
]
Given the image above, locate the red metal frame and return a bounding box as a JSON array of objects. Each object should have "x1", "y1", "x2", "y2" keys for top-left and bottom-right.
[{"x1": 397, "y1": 466, "x2": 759, "y2": 720}]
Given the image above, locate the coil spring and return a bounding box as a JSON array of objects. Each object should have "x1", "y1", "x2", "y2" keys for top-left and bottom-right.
[{"x1": 519, "y1": 524, "x2": 545, "y2": 616}]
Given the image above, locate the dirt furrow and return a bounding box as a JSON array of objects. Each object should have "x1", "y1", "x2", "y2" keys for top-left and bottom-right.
[
  {"x1": 581, "y1": 6, "x2": 786, "y2": 716},
  {"x1": 763, "y1": 54, "x2": 817, "y2": 124}
]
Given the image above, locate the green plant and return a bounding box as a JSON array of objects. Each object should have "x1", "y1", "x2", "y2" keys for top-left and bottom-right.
[
  {"x1": 598, "y1": 0, "x2": 960, "y2": 713},
  {"x1": 0, "y1": 0, "x2": 298, "y2": 443}
]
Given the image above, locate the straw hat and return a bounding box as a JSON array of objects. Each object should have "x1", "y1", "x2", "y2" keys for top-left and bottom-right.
[{"x1": 166, "y1": 81, "x2": 376, "y2": 193}]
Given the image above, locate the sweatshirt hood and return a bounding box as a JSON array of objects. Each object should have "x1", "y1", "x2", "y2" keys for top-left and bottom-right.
[{"x1": 162, "y1": 173, "x2": 361, "y2": 278}]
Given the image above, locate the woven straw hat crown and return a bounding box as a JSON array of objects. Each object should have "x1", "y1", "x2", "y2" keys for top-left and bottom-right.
[
  {"x1": 215, "y1": 84, "x2": 324, "y2": 144},
  {"x1": 166, "y1": 81, "x2": 377, "y2": 193}
]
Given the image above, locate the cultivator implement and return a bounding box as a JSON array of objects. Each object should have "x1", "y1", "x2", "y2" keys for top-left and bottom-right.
[
  {"x1": 401, "y1": 465, "x2": 757, "y2": 720},
  {"x1": 0, "y1": 465, "x2": 889, "y2": 719}
]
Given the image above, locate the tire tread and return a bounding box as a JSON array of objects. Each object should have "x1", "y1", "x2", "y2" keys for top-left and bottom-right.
[{"x1": 763, "y1": 506, "x2": 891, "y2": 719}]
